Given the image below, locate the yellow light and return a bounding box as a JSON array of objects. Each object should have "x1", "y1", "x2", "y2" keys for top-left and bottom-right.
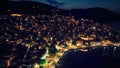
[
  {"x1": 34, "y1": 63, "x2": 40, "y2": 68},
  {"x1": 11, "y1": 14, "x2": 22, "y2": 17},
  {"x1": 92, "y1": 26, "x2": 96, "y2": 30},
  {"x1": 80, "y1": 49, "x2": 88, "y2": 52}
]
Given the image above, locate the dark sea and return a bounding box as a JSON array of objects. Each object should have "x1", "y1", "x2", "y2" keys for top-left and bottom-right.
[{"x1": 56, "y1": 46, "x2": 120, "y2": 68}]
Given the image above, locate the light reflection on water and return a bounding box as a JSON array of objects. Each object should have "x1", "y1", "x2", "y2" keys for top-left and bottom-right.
[{"x1": 56, "y1": 46, "x2": 120, "y2": 68}]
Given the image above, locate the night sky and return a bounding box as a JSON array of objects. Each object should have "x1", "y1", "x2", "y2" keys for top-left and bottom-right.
[{"x1": 10, "y1": 0, "x2": 120, "y2": 14}]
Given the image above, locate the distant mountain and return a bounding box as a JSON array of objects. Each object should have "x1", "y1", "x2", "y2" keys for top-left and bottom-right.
[
  {"x1": 69, "y1": 7, "x2": 120, "y2": 22},
  {"x1": 0, "y1": 1, "x2": 120, "y2": 22},
  {"x1": 0, "y1": 1, "x2": 61, "y2": 15}
]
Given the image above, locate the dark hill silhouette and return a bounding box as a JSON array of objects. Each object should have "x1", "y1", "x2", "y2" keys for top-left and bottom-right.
[
  {"x1": 69, "y1": 7, "x2": 120, "y2": 22},
  {"x1": 0, "y1": 1, "x2": 120, "y2": 22},
  {"x1": 0, "y1": 0, "x2": 60, "y2": 14}
]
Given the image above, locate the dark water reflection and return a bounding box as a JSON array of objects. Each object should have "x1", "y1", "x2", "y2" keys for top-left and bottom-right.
[{"x1": 57, "y1": 46, "x2": 120, "y2": 68}]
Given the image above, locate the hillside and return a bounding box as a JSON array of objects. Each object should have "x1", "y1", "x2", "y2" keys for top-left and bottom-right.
[
  {"x1": 0, "y1": 1, "x2": 60, "y2": 14},
  {"x1": 69, "y1": 7, "x2": 120, "y2": 22},
  {"x1": 0, "y1": 1, "x2": 120, "y2": 22}
]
